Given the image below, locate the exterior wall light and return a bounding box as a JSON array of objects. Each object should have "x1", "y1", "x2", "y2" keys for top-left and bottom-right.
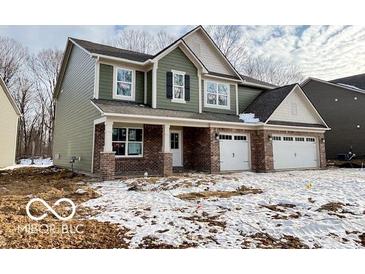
[
  {"x1": 357, "y1": 125, "x2": 361, "y2": 128},
  {"x1": 268, "y1": 135, "x2": 273, "y2": 141},
  {"x1": 215, "y1": 133, "x2": 219, "y2": 140},
  {"x1": 321, "y1": 138, "x2": 325, "y2": 143},
  {"x1": 334, "y1": 98, "x2": 338, "y2": 102}
]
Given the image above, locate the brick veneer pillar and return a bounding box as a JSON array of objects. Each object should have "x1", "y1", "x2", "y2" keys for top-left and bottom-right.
[
  {"x1": 100, "y1": 152, "x2": 116, "y2": 180},
  {"x1": 252, "y1": 130, "x2": 274, "y2": 172},
  {"x1": 160, "y1": 152, "x2": 173, "y2": 176},
  {"x1": 318, "y1": 133, "x2": 327, "y2": 168}
]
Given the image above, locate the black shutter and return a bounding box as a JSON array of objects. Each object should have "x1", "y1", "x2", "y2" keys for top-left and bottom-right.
[
  {"x1": 185, "y1": 74, "x2": 190, "y2": 101},
  {"x1": 166, "y1": 71, "x2": 173, "y2": 99}
]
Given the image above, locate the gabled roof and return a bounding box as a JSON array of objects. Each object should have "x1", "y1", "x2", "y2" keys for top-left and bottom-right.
[
  {"x1": 70, "y1": 38, "x2": 153, "y2": 62},
  {"x1": 330, "y1": 73, "x2": 365, "y2": 90},
  {"x1": 301, "y1": 77, "x2": 365, "y2": 95},
  {"x1": 0, "y1": 77, "x2": 21, "y2": 116},
  {"x1": 244, "y1": 84, "x2": 296, "y2": 122}
]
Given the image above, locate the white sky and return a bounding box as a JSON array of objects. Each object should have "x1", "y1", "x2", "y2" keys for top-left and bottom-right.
[{"x1": 0, "y1": 25, "x2": 364, "y2": 81}]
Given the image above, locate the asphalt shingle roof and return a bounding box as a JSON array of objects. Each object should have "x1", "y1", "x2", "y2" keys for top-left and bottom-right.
[
  {"x1": 240, "y1": 74, "x2": 277, "y2": 88},
  {"x1": 71, "y1": 38, "x2": 153, "y2": 62},
  {"x1": 330, "y1": 73, "x2": 365, "y2": 90},
  {"x1": 244, "y1": 84, "x2": 296, "y2": 122},
  {"x1": 92, "y1": 99, "x2": 242, "y2": 123}
]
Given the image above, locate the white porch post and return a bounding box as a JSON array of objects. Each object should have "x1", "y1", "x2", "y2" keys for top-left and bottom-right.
[
  {"x1": 104, "y1": 119, "x2": 114, "y2": 152},
  {"x1": 162, "y1": 124, "x2": 170, "y2": 153}
]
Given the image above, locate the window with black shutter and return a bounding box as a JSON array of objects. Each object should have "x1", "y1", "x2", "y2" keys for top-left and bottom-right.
[{"x1": 166, "y1": 71, "x2": 173, "y2": 99}]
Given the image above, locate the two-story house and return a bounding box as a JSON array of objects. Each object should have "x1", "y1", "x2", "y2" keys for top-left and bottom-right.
[{"x1": 53, "y1": 26, "x2": 329, "y2": 179}]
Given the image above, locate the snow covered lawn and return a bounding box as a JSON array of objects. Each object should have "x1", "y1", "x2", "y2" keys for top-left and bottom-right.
[{"x1": 84, "y1": 169, "x2": 365, "y2": 248}]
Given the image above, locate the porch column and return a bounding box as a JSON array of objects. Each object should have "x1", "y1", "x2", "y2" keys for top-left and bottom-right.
[
  {"x1": 100, "y1": 119, "x2": 115, "y2": 180},
  {"x1": 104, "y1": 120, "x2": 114, "y2": 152},
  {"x1": 160, "y1": 124, "x2": 172, "y2": 176},
  {"x1": 162, "y1": 124, "x2": 171, "y2": 153}
]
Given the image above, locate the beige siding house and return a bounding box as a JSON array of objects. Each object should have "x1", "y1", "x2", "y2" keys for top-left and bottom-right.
[{"x1": 0, "y1": 78, "x2": 20, "y2": 167}]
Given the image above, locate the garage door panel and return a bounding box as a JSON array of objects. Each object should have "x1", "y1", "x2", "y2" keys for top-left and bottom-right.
[
  {"x1": 273, "y1": 135, "x2": 318, "y2": 170},
  {"x1": 220, "y1": 134, "x2": 250, "y2": 171}
]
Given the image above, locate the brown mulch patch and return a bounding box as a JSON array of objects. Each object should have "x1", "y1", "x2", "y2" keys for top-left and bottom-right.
[
  {"x1": 260, "y1": 203, "x2": 296, "y2": 212},
  {"x1": 242, "y1": 232, "x2": 309, "y2": 249},
  {"x1": 316, "y1": 202, "x2": 356, "y2": 218},
  {"x1": 358, "y1": 233, "x2": 365, "y2": 247},
  {"x1": 181, "y1": 212, "x2": 226, "y2": 229},
  {"x1": 176, "y1": 185, "x2": 263, "y2": 201},
  {"x1": 138, "y1": 236, "x2": 198, "y2": 249},
  {"x1": 0, "y1": 167, "x2": 130, "y2": 248}
]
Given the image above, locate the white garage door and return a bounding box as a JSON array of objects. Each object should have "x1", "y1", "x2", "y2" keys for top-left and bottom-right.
[
  {"x1": 219, "y1": 134, "x2": 250, "y2": 171},
  {"x1": 272, "y1": 135, "x2": 318, "y2": 170}
]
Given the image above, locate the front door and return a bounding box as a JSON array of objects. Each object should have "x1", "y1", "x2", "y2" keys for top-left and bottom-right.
[{"x1": 170, "y1": 130, "x2": 182, "y2": 167}]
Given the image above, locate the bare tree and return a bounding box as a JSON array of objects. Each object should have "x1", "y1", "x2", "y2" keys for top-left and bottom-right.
[
  {"x1": 242, "y1": 56, "x2": 304, "y2": 86},
  {"x1": 0, "y1": 36, "x2": 28, "y2": 89},
  {"x1": 111, "y1": 29, "x2": 156, "y2": 54},
  {"x1": 29, "y1": 49, "x2": 63, "y2": 156},
  {"x1": 155, "y1": 31, "x2": 175, "y2": 51},
  {"x1": 206, "y1": 25, "x2": 248, "y2": 71},
  {"x1": 11, "y1": 76, "x2": 34, "y2": 156}
]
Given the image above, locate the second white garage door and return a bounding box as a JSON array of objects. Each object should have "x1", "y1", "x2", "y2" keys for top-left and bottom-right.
[
  {"x1": 219, "y1": 134, "x2": 250, "y2": 171},
  {"x1": 272, "y1": 135, "x2": 319, "y2": 169}
]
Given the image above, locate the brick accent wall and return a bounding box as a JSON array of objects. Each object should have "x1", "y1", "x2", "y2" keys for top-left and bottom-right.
[
  {"x1": 93, "y1": 122, "x2": 327, "y2": 177},
  {"x1": 93, "y1": 123, "x2": 105, "y2": 173},
  {"x1": 93, "y1": 123, "x2": 173, "y2": 177},
  {"x1": 100, "y1": 152, "x2": 116, "y2": 180},
  {"x1": 183, "y1": 127, "x2": 212, "y2": 171}
]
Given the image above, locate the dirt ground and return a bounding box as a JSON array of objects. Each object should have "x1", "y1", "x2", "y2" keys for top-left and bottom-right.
[{"x1": 0, "y1": 167, "x2": 129, "y2": 248}]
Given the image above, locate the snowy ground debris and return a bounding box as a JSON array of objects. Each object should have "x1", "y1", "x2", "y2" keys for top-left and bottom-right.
[
  {"x1": 0, "y1": 158, "x2": 53, "y2": 170},
  {"x1": 84, "y1": 169, "x2": 365, "y2": 248}
]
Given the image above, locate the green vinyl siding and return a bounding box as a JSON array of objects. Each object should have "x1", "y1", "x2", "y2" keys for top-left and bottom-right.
[
  {"x1": 99, "y1": 63, "x2": 145, "y2": 103},
  {"x1": 156, "y1": 47, "x2": 199, "y2": 112},
  {"x1": 237, "y1": 85, "x2": 264, "y2": 113},
  {"x1": 135, "y1": 71, "x2": 144, "y2": 103},
  {"x1": 99, "y1": 64, "x2": 113, "y2": 100},
  {"x1": 202, "y1": 80, "x2": 236, "y2": 115},
  {"x1": 147, "y1": 70, "x2": 152, "y2": 106},
  {"x1": 53, "y1": 45, "x2": 100, "y2": 172}
]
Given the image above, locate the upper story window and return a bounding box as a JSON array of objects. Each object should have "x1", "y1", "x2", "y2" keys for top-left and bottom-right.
[
  {"x1": 172, "y1": 70, "x2": 185, "y2": 102},
  {"x1": 205, "y1": 80, "x2": 230, "y2": 109},
  {"x1": 114, "y1": 67, "x2": 135, "y2": 100}
]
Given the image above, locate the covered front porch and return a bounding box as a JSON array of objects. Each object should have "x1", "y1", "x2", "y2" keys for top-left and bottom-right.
[{"x1": 92, "y1": 116, "x2": 217, "y2": 179}]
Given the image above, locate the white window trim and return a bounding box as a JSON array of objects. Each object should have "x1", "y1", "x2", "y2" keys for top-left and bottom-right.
[
  {"x1": 113, "y1": 66, "x2": 136, "y2": 101},
  {"x1": 204, "y1": 80, "x2": 230, "y2": 110},
  {"x1": 113, "y1": 127, "x2": 144, "y2": 158},
  {"x1": 171, "y1": 69, "x2": 186, "y2": 104}
]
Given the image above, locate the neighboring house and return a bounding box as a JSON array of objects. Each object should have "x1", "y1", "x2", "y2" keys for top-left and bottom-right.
[
  {"x1": 53, "y1": 26, "x2": 329, "y2": 179},
  {"x1": 0, "y1": 78, "x2": 20, "y2": 168},
  {"x1": 302, "y1": 75, "x2": 365, "y2": 159}
]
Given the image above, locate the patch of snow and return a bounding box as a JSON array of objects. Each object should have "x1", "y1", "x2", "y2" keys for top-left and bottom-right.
[
  {"x1": 84, "y1": 169, "x2": 365, "y2": 248},
  {"x1": 0, "y1": 158, "x2": 53, "y2": 170},
  {"x1": 75, "y1": 189, "x2": 87, "y2": 195},
  {"x1": 239, "y1": 113, "x2": 260, "y2": 123}
]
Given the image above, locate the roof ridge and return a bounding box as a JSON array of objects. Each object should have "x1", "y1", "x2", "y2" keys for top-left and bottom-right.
[{"x1": 70, "y1": 37, "x2": 154, "y2": 57}]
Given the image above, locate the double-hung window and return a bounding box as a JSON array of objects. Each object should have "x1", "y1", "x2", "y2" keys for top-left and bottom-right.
[
  {"x1": 172, "y1": 70, "x2": 185, "y2": 102},
  {"x1": 112, "y1": 127, "x2": 143, "y2": 157},
  {"x1": 115, "y1": 67, "x2": 134, "y2": 100},
  {"x1": 205, "y1": 81, "x2": 230, "y2": 109}
]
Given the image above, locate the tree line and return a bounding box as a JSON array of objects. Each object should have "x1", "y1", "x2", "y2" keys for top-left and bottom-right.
[{"x1": 0, "y1": 26, "x2": 303, "y2": 159}]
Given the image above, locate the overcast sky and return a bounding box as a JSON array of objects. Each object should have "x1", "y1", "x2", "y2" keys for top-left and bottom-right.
[{"x1": 0, "y1": 25, "x2": 363, "y2": 81}]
